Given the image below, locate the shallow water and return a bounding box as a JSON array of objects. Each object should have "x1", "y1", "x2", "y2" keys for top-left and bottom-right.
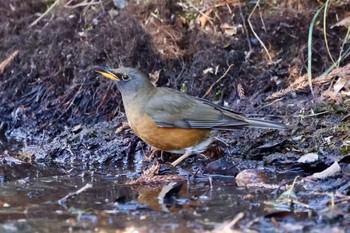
[{"x1": 0, "y1": 162, "x2": 278, "y2": 233}]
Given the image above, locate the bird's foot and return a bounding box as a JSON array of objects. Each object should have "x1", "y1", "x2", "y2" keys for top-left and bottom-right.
[{"x1": 171, "y1": 151, "x2": 192, "y2": 167}]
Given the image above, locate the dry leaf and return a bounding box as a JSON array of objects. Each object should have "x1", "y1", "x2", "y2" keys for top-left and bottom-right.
[
  {"x1": 297, "y1": 153, "x2": 318, "y2": 163},
  {"x1": 341, "y1": 90, "x2": 350, "y2": 96},
  {"x1": 196, "y1": 9, "x2": 212, "y2": 28},
  {"x1": 149, "y1": 70, "x2": 161, "y2": 86},
  {"x1": 71, "y1": 124, "x2": 82, "y2": 133},
  {"x1": 237, "y1": 83, "x2": 245, "y2": 99},
  {"x1": 235, "y1": 169, "x2": 278, "y2": 189},
  {"x1": 267, "y1": 63, "x2": 350, "y2": 101},
  {"x1": 220, "y1": 23, "x2": 237, "y2": 36},
  {"x1": 326, "y1": 90, "x2": 342, "y2": 103},
  {"x1": 333, "y1": 77, "x2": 349, "y2": 94},
  {"x1": 203, "y1": 67, "x2": 214, "y2": 74},
  {"x1": 311, "y1": 162, "x2": 341, "y2": 179},
  {"x1": 331, "y1": 16, "x2": 350, "y2": 29}
]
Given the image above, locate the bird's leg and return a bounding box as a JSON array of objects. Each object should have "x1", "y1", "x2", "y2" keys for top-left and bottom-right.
[
  {"x1": 171, "y1": 151, "x2": 192, "y2": 167},
  {"x1": 159, "y1": 150, "x2": 165, "y2": 161}
]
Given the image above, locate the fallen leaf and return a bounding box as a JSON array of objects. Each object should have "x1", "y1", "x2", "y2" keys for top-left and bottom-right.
[
  {"x1": 341, "y1": 90, "x2": 350, "y2": 96},
  {"x1": 311, "y1": 162, "x2": 341, "y2": 179},
  {"x1": 149, "y1": 70, "x2": 161, "y2": 86},
  {"x1": 297, "y1": 153, "x2": 318, "y2": 163},
  {"x1": 203, "y1": 67, "x2": 214, "y2": 74},
  {"x1": 326, "y1": 90, "x2": 342, "y2": 102},
  {"x1": 71, "y1": 124, "x2": 82, "y2": 133},
  {"x1": 331, "y1": 16, "x2": 350, "y2": 29},
  {"x1": 196, "y1": 9, "x2": 212, "y2": 28},
  {"x1": 333, "y1": 77, "x2": 349, "y2": 94},
  {"x1": 235, "y1": 169, "x2": 278, "y2": 188},
  {"x1": 220, "y1": 23, "x2": 237, "y2": 36}
]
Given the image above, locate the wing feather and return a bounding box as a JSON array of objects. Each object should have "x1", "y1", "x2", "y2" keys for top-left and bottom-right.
[{"x1": 145, "y1": 88, "x2": 250, "y2": 129}]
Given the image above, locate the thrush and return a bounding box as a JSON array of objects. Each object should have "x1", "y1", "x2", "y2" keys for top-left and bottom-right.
[{"x1": 97, "y1": 67, "x2": 287, "y2": 166}]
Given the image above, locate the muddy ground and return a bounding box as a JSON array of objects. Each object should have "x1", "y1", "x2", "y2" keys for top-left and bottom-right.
[{"x1": 0, "y1": 0, "x2": 349, "y2": 232}]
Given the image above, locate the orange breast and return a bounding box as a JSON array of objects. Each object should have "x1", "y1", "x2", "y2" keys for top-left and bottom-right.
[{"x1": 128, "y1": 114, "x2": 211, "y2": 151}]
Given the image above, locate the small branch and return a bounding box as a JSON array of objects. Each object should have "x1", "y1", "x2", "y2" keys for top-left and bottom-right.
[
  {"x1": 64, "y1": 0, "x2": 101, "y2": 9},
  {"x1": 323, "y1": 0, "x2": 335, "y2": 64},
  {"x1": 58, "y1": 183, "x2": 93, "y2": 205},
  {"x1": 247, "y1": 0, "x2": 272, "y2": 62},
  {"x1": 239, "y1": 5, "x2": 252, "y2": 60},
  {"x1": 29, "y1": 0, "x2": 61, "y2": 28},
  {"x1": 185, "y1": 0, "x2": 213, "y2": 23},
  {"x1": 0, "y1": 50, "x2": 19, "y2": 75}
]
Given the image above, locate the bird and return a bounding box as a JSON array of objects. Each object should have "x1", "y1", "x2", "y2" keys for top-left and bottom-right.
[{"x1": 96, "y1": 67, "x2": 287, "y2": 166}]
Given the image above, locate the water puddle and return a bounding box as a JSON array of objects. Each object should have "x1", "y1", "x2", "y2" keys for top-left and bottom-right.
[{"x1": 0, "y1": 164, "x2": 276, "y2": 233}]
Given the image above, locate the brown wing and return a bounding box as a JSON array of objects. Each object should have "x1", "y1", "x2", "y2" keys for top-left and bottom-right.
[{"x1": 145, "y1": 87, "x2": 251, "y2": 130}]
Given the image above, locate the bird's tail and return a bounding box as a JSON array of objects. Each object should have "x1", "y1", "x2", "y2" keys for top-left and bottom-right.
[{"x1": 245, "y1": 118, "x2": 287, "y2": 130}]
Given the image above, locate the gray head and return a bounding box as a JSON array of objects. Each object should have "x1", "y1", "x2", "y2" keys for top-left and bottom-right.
[{"x1": 96, "y1": 67, "x2": 155, "y2": 97}]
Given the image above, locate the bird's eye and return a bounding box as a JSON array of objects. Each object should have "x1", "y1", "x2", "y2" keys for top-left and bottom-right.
[{"x1": 122, "y1": 74, "x2": 129, "y2": 81}]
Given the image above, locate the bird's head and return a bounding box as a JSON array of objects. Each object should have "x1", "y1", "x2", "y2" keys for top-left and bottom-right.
[{"x1": 96, "y1": 66, "x2": 155, "y2": 97}]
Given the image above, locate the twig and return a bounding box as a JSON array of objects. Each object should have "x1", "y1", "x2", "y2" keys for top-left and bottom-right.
[
  {"x1": 257, "y1": 97, "x2": 285, "y2": 111},
  {"x1": 239, "y1": 5, "x2": 252, "y2": 60},
  {"x1": 186, "y1": 0, "x2": 212, "y2": 19},
  {"x1": 202, "y1": 64, "x2": 234, "y2": 98},
  {"x1": 222, "y1": 212, "x2": 244, "y2": 231},
  {"x1": 323, "y1": 0, "x2": 335, "y2": 64},
  {"x1": 293, "y1": 110, "x2": 329, "y2": 118},
  {"x1": 64, "y1": 0, "x2": 100, "y2": 9},
  {"x1": 0, "y1": 50, "x2": 19, "y2": 75},
  {"x1": 247, "y1": 0, "x2": 272, "y2": 62},
  {"x1": 185, "y1": 0, "x2": 213, "y2": 26},
  {"x1": 58, "y1": 183, "x2": 93, "y2": 205},
  {"x1": 29, "y1": 0, "x2": 61, "y2": 28}
]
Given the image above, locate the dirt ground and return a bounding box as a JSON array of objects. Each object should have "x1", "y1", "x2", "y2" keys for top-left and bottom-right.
[{"x1": 0, "y1": 0, "x2": 349, "y2": 232}]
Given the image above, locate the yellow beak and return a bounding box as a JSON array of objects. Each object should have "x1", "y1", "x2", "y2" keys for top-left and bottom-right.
[{"x1": 96, "y1": 69, "x2": 120, "y2": 81}]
